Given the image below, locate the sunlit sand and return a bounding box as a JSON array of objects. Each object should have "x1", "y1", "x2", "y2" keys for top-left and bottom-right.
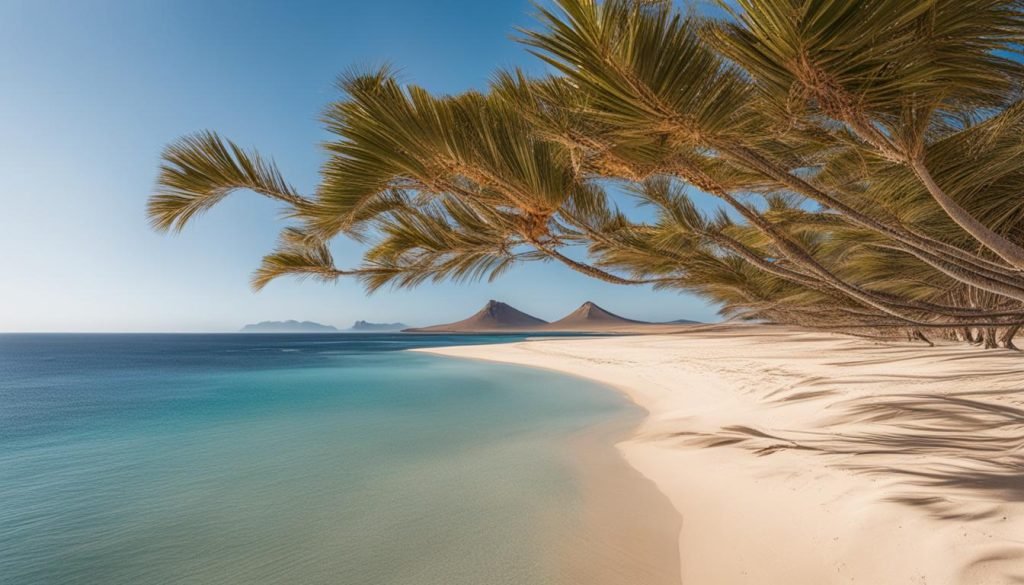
[{"x1": 422, "y1": 325, "x2": 1024, "y2": 584}]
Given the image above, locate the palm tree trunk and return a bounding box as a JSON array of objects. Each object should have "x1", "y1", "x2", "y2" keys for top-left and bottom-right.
[
  {"x1": 970, "y1": 328, "x2": 983, "y2": 345},
  {"x1": 958, "y1": 327, "x2": 975, "y2": 343},
  {"x1": 999, "y1": 325, "x2": 1021, "y2": 350},
  {"x1": 819, "y1": 104, "x2": 1024, "y2": 275},
  {"x1": 712, "y1": 142, "x2": 1024, "y2": 303},
  {"x1": 911, "y1": 329, "x2": 934, "y2": 346},
  {"x1": 698, "y1": 179, "x2": 1024, "y2": 324},
  {"x1": 982, "y1": 327, "x2": 999, "y2": 349},
  {"x1": 910, "y1": 160, "x2": 1024, "y2": 270}
]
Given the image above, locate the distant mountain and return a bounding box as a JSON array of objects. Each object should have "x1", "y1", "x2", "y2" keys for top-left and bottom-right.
[
  {"x1": 666, "y1": 318, "x2": 701, "y2": 324},
  {"x1": 405, "y1": 300, "x2": 548, "y2": 332},
  {"x1": 546, "y1": 301, "x2": 647, "y2": 331},
  {"x1": 406, "y1": 299, "x2": 701, "y2": 333},
  {"x1": 349, "y1": 320, "x2": 407, "y2": 332},
  {"x1": 240, "y1": 320, "x2": 339, "y2": 333}
]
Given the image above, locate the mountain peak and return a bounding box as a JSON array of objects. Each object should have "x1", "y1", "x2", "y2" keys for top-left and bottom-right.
[
  {"x1": 549, "y1": 302, "x2": 647, "y2": 328},
  {"x1": 482, "y1": 300, "x2": 513, "y2": 317},
  {"x1": 405, "y1": 300, "x2": 547, "y2": 332}
]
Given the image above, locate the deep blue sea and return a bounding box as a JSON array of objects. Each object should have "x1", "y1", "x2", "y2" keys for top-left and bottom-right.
[{"x1": 0, "y1": 333, "x2": 633, "y2": 585}]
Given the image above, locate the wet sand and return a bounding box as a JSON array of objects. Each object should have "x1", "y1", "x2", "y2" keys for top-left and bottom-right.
[{"x1": 551, "y1": 415, "x2": 681, "y2": 585}]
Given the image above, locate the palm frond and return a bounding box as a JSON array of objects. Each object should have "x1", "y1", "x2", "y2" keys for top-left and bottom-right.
[
  {"x1": 251, "y1": 227, "x2": 354, "y2": 291},
  {"x1": 148, "y1": 131, "x2": 306, "y2": 232},
  {"x1": 148, "y1": 0, "x2": 1024, "y2": 343}
]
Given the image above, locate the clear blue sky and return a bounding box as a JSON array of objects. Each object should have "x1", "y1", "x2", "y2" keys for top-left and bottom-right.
[{"x1": 0, "y1": 0, "x2": 720, "y2": 332}]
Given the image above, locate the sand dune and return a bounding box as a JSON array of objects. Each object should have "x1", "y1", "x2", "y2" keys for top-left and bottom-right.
[{"x1": 419, "y1": 324, "x2": 1024, "y2": 584}]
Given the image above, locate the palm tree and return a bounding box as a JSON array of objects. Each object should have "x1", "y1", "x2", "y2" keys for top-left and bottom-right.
[{"x1": 148, "y1": 0, "x2": 1024, "y2": 347}]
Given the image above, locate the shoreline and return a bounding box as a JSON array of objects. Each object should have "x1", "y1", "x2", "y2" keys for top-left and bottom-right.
[
  {"x1": 551, "y1": 412, "x2": 681, "y2": 585},
  {"x1": 417, "y1": 324, "x2": 1024, "y2": 584}
]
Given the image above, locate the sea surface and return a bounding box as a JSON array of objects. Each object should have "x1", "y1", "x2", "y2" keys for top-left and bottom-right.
[{"x1": 0, "y1": 333, "x2": 635, "y2": 585}]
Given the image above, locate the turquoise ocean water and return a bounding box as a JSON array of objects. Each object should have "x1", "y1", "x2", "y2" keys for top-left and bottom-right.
[{"x1": 0, "y1": 333, "x2": 633, "y2": 585}]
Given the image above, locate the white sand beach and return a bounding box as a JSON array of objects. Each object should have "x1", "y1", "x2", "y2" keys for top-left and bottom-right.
[{"x1": 419, "y1": 325, "x2": 1024, "y2": 584}]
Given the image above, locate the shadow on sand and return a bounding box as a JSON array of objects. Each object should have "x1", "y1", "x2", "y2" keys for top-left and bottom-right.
[{"x1": 674, "y1": 360, "x2": 1024, "y2": 519}]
